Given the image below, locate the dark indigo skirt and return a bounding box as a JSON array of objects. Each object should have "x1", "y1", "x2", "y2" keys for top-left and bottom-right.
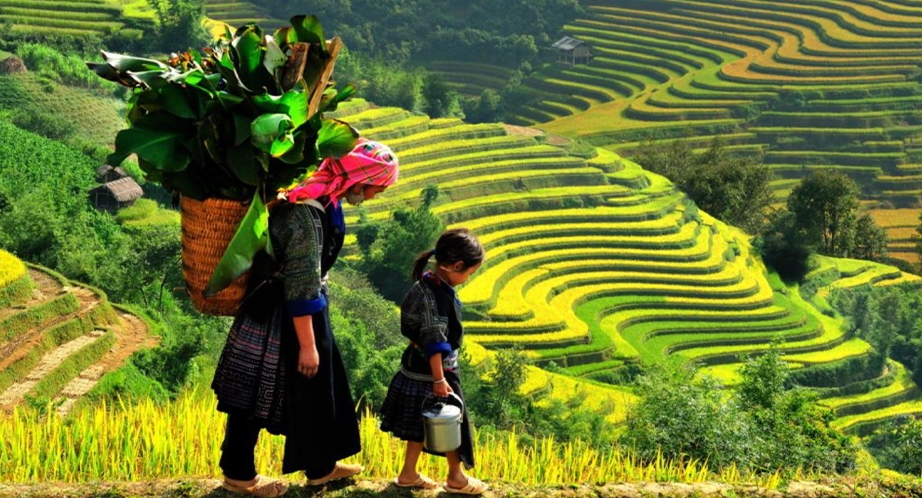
[{"x1": 379, "y1": 370, "x2": 475, "y2": 468}]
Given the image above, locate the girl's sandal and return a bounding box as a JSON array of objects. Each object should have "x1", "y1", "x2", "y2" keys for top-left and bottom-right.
[
  {"x1": 393, "y1": 474, "x2": 439, "y2": 489},
  {"x1": 443, "y1": 476, "x2": 487, "y2": 495},
  {"x1": 222, "y1": 475, "x2": 289, "y2": 497}
]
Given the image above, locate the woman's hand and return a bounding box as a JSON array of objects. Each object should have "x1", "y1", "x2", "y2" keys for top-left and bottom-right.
[
  {"x1": 298, "y1": 345, "x2": 320, "y2": 378},
  {"x1": 433, "y1": 379, "x2": 452, "y2": 398}
]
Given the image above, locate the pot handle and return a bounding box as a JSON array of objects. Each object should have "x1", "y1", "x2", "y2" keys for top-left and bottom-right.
[{"x1": 422, "y1": 391, "x2": 464, "y2": 411}]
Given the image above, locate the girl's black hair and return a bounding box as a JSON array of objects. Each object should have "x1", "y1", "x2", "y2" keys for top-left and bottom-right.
[{"x1": 412, "y1": 228, "x2": 485, "y2": 281}]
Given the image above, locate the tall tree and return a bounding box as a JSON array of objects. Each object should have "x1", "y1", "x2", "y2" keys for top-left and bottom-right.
[
  {"x1": 786, "y1": 171, "x2": 860, "y2": 257},
  {"x1": 852, "y1": 213, "x2": 889, "y2": 262},
  {"x1": 916, "y1": 211, "x2": 922, "y2": 274}
]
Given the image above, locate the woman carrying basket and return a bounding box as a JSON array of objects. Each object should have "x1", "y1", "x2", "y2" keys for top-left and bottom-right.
[{"x1": 211, "y1": 139, "x2": 399, "y2": 497}]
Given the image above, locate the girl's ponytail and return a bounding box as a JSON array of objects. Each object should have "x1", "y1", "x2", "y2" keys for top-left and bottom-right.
[{"x1": 411, "y1": 249, "x2": 436, "y2": 281}]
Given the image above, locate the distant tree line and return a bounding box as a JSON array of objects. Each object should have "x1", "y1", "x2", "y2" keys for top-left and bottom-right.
[{"x1": 262, "y1": 0, "x2": 582, "y2": 66}]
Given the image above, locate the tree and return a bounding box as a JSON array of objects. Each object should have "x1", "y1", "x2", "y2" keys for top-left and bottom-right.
[
  {"x1": 787, "y1": 171, "x2": 860, "y2": 257},
  {"x1": 916, "y1": 211, "x2": 922, "y2": 274},
  {"x1": 636, "y1": 138, "x2": 773, "y2": 233},
  {"x1": 356, "y1": 186, "x2": 444, "y2": 301},
  {"x1": 152, "y1": 0, "x2": 211, "y2": 53},
  {"x1": 852, "y1": 213, "x2": 888, "y2": 262},
  {"x1": 755, "y1": 209, "x2": 815, "y2": 280}
]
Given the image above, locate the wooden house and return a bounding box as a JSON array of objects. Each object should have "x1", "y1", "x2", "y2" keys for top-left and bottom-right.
[
  {"x1": 90, "y1": 176, "x2": 143, "y2": 212},
  {"x1": 552, "y1": 36, "x2": 592, "y2": 65}
]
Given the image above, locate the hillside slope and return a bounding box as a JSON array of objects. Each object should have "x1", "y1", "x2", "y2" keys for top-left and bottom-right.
[
  {"x1": 489, "y1": 0, "x2": 922, "y2": 264},
  {"x1": 328, "y1": 99, "x2": 920, "y2": 432},
  {"x1": 0, "y1": 250, "x2": 156, "y2": 415}
]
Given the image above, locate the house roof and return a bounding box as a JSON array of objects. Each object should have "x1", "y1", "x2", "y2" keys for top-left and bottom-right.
[
  {"x1": 102, "y1": 177, "x2": 144, "y2": 202},
  {"x1": 552, "y1": 36, "x2": 585, "y2": 51},
  {"x1": 97, "y1": 164, "x2": 127, "y2": 178}
]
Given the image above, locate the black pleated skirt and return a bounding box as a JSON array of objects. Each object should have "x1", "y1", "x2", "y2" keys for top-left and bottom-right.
[{"x1": 379, "y1": 370, "x2": 475, "y2": 469}]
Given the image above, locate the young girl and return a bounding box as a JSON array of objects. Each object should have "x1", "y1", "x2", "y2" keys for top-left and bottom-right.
[{"x1": 379, "y1": 228, "x2": 487, "y2": 495}]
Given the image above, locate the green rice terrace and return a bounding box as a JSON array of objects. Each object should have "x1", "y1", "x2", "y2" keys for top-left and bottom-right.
[
  {"x1": 0, "y1": 0, "x2": 155, "y2": 39},
  {"x1": 203, "y1": 0, "x2": 284, "y2": 30},
  {"x1": 0, "y1": 249, "x2": 155, "y2": 416},
  {"x1": 328, "y1": 98, "x2": 921, "y2": 434},
  {"x1": 447, "y1": 0, "x2": 922, "y2": 264}
]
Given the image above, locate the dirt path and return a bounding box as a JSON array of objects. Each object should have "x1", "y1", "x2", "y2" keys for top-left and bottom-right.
[
  {"x1": 0, "y1": 268, "x2": 157, "y2": 413},
  {"x1": 0, "y1": 268, "x2": 63, "y2": 322},
  {"x1": 0, "y1": 284, "x2": 97, "y2": 373},
  {"x1": 56, "y1": 312, "x2": 158, "y2": 415},
  {"x1": 0, "y1": 478, "x2": 912, "y2": 498}
]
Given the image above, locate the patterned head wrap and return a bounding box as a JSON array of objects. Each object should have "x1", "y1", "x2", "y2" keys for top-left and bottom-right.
[{"x1": 285, "y1": 138, "x2": 399, "y2": 205}]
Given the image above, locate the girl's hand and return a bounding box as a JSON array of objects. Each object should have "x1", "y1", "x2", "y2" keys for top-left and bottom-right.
[
  {"x1": 298, "y1": 345, "x2": 320, "y2": 378},
  {"x1": 433, "y1": 379, "x2": 452, "y2": 398}
]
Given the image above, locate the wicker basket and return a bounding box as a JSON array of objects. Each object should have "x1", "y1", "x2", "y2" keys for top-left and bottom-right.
[{"x1": 180, "y1": 196, "x2": 251, "y2": 316}]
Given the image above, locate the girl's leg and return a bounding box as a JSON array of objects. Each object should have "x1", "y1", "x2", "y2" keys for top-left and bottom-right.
[
  {"x1": 397, "y1": 441, "x2": 425, "y2": 483},
  {"x1": 445, "y1": 450, "x2": 467, "y2": 488}
]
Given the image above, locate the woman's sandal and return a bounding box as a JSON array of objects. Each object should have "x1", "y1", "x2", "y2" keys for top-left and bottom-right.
[
  {"x1": 222, "y1": 475, "x2": 289, "y2": 497},
  {"x1": 393, "y1": 473, "x2": 439, "y2": 489},
  {"x1": 443, "y1": 476, "x2": 487, "y2": 495},
  {"x1": 306, "y1": 462, "x2": 364, "y2": 486}
]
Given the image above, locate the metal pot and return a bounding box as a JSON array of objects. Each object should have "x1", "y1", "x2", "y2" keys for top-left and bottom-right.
[{"x1": 422, "y1": 392, "x2": 463, "y2": 453}]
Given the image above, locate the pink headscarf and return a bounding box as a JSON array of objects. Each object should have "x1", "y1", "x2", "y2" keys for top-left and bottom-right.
[{"x1": 285, "y1": 138, "x2": 399, "y2": 205}]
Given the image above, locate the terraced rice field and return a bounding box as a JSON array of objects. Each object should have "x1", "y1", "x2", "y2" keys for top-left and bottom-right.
[
  {"x1": 203, "y1": 0, "x2": 285, "y2": 29},
  {"x1": 0, "y1": 72, "x2": 126, "y2": 147},
  {"x1": 869, "y1": 207, "x2": 921, "y2": 266},
  {"x1": 491, "y1": 0, "x2": 922, "y2": 223},
  {"x1": 0, "y1": 0, "x2": 154, "y2": 38},
  {"x1": 0, "y1": 254, "x2": 156, "y2": 415},
  {"x1": 330, "y1": 100, "x2": 920, "y2": 430}
]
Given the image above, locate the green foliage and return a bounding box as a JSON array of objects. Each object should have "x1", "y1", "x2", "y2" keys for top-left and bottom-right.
[
  {"x1": 866, "y1": 416, "x2": 922, "y2": 475},
  {"x1": 622, "y1": 348, "x2": 857, "y2": 474},
  {"x1": 261, "y1": 0, "x2": 581, "y2": 66},
  {"x1": 151, "y1": 0, "x2": 210, "y2": 53},
  {"x1": 755, "y1": 210, "x2": 815, "y2": 281},
  {"x1": 916, "y1": 211, "x2": 922, "y2": 275},
  {"x1": 622, "y1": 363, "x2": 753, "y2": 469},
  {"x1": 832, "y1": 284, "x2": 922, "y2": 388},
  {"x1": 326, "y1": 270, "x2": 403, "y2": 409},
  {"x1": 15, "y1": 43, "x2": 120, "y2": 95},
  {"x1": 636, "y1": 137, "x2": 773, "y2": 233},
  {"x1": 787, "y1": 171, "x2": 861, "y2": 258},
  {"x1": 355, "y1": 187, "x2": 445, "y2": 301},
  {"x1": 852, "y1": 214, "x2": 889, "y2": 262}
]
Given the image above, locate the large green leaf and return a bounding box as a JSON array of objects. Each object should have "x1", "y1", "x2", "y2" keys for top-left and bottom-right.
[
  {"x1": 101, "y1": 51, "x2": 168, "y2": 73},
  {"x1": 264, "y1": 37, "x2": 287, "y2": 77},
  {"x1": 231, "y1": 29, "x2": 264, "y2": 86},
  {"x1": 226, "y1": 143, "x2": 261, "y2": 185},
  {"x1": 290, "y1": 15, "x2": 327, "y2": 54},
  {"x1": 205, "y1": 192, "x2": 270, "y2": 296},
  {"x1": 252, "y1": 90, "x2": 309, "y2": 128},
  {"x1": 158, "y1": 84, "x2": 198, "y2": 119},
  {"x1": 317, "y1": 83, "x2": 357, "y2": 115},
  {"x1": 251, "y1": 113, "x2": 294, "y2": 153},
  {"x1": 109, "y1": 127, "x2": 190, "y2": 172},
  {"x1": 317, "y1": 118, "x2": 359, "y2": 158}
]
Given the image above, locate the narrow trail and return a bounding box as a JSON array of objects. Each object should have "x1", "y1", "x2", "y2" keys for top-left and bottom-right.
[
  {"x1": 0, "y1": 268, "x2": 157, "y2": 413},
  {"x1": 56, "y1": 312, "x2": 158, "y2": 415}
]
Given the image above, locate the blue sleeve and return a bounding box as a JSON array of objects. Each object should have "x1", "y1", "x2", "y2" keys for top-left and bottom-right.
[
  {"x1": 424, "y1": 341, "x2": 452, "y2": 359},
  {"x1": 286, "y1": 294, "x2": 327, "y2": 317}
]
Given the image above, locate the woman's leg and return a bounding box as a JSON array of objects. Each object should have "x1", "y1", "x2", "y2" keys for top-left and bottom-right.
[
  {"x1": 220, "y1": 413, "x2": 261, "y2": 482},
  {"x1": 397, "y1": 441, "x2": 425, "y2": 483}
]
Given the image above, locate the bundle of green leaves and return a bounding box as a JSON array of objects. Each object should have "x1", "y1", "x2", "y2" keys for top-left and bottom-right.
[{"x1": 88, "y1": 15, "x2": 361, "y2": 296}]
